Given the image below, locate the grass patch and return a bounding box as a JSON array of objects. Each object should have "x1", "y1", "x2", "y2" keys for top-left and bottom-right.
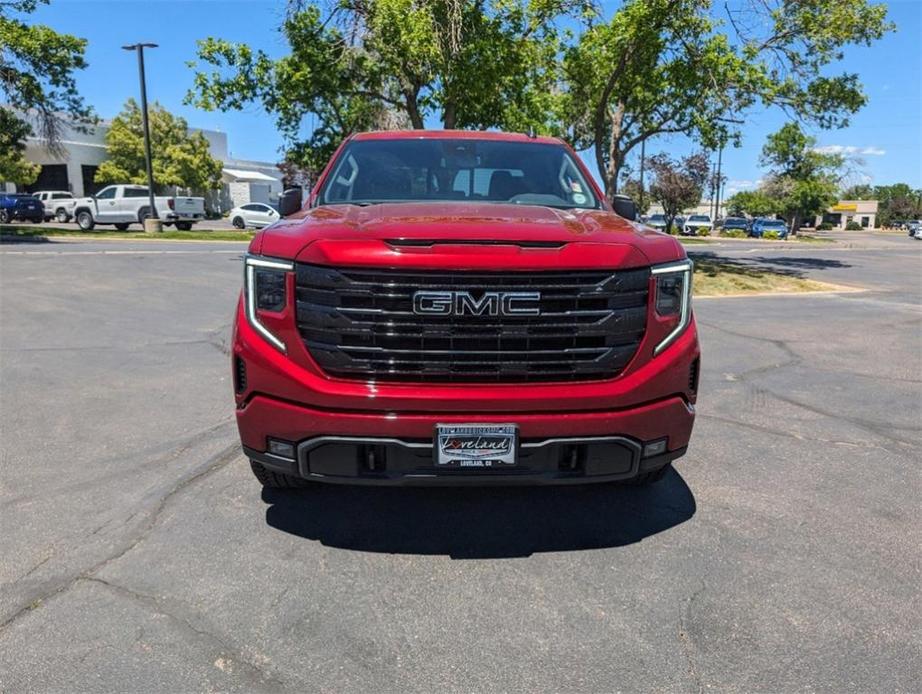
[
  {"x1": 693, "y1": 257, "x2": 846, "y2": 296},
  {"x1": 678, "y1": 237, "x2": 712, "y2": 244},
  {"x1": 794, "y1": 234, "x2": 835, "y2": 243},
  {"x1": 0, "y1": 225, "x2": 254, "y2": 242}
]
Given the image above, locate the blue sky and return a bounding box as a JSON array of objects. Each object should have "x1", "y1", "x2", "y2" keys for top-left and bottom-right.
[{"x1": 33, "y1": 0, "x2": 922, "y2": 193}]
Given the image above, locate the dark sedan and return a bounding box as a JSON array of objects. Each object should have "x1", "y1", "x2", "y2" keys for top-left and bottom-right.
[{"x1": 0, "y1": 194, "x2": 44, "y2": 224}]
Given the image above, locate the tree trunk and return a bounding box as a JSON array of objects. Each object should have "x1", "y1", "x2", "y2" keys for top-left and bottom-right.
[
  {"x1": 604, "y1": 104, "x2": 626, "y2": 199},
  {"x1": 404, "y1": 90, "x2": 424, "y2": 129},
  {"x1": 443, "y1": 101, "x2": 456, "y2": 130}
]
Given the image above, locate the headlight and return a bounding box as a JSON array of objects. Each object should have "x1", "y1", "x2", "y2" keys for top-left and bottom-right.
[
  {"x1": 651, "y1": 260, "x2": 693, "y2": 355},
  {"x1": 245, "y1": 255, "x2": 293, "y2": 352}
]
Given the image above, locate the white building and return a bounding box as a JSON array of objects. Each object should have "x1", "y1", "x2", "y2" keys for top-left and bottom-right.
[{"x1": 3, "y1": 111, "x2": 283, "y2": 212}]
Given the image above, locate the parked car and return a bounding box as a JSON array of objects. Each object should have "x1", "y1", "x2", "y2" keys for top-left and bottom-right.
[
  {"x1": 682, "y1": 214, "x2": 712, "y2": 236},
  {"x1": 905, "y1": 220, "x2": 921, "y2": 237},
  {"x1": 646, "y1": 214, "x2": 668, "y2": 231},
  {"x1": 674, "y1": 216, "x2": 686, "y2": 234},
  {"x1": 913, "y1": 225, "x2": 922, "y2": 240},
  {"x1": 33, "y1": 191, "x2": 77, "y2": 222},
  {"x1": 749, "y1": 218, "x2": 790, "y2": 239},
  {"x1": 234, "y1": 130, "x2": 699, "y2": 489},
  {"x1": 0, "y1": 193, "x2": 44, "y2": 224},
  {"x1": 717, "y1": 217, "x2": 751, "y2": 234},
  {"x1": 229, "y1": 202, "x2": 280, "y2": 229},
  {"x1": 71, "y1": 185, "x2": 206, "y2": 230}
]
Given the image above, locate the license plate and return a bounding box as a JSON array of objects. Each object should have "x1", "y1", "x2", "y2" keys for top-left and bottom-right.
[{"x1": 436, "y1": 424, "x2": 518, "y2": 468}]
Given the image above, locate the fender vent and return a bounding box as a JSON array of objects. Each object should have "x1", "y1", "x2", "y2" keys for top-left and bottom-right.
[
  {"x1": 688, "y1": 357, "x2": 700, "y2": 393},
  {"x1": 234, "y1": 356, "x2": 247, "y2": 393}
]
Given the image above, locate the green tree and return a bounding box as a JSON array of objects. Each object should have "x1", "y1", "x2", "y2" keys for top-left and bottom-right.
[
  {"x1": 759, "y1": 123, "x2": 842, "y2": 233},
  {"x1": 0, "y1": 108, "x2": 39, "y2": 184},
  {"x1": 95, "y1": 99, "x2": 223, "y2": 193},
  {"x1": 0, "y1": 0, "x2": 93, "y2": 151},
  {"x1": 186, "y1": 0, "x2": 578, "y2": 175},
  {"x1": 724, "y1": 190, "x2": 778, "y2": 218},
  {"x1": 648, "y1": 151, "x2": 709, "y2": 233},
  {"x1": 561, "y1": 0, "x2": 892, "y2": 197},
  {"x1": 841, "y1": 183, "x2": 874, "y2": 200},
  {"x1": 872, "y1": 183, "x2": 922, "y2": 227}
]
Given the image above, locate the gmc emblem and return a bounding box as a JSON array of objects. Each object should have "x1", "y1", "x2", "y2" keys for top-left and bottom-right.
[{"x1": 413, "y1": 290, "x2": 541, "y2": 317}]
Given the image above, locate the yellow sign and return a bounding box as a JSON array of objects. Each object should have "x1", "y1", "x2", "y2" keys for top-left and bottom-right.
[{"x1": 831, "y1": 203, "x2": 858, "y2": 212}]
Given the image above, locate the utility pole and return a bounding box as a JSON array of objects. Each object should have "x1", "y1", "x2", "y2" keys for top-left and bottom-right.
[{"x1": 122, "y1": 43, "x2": 159, "y2": 232}]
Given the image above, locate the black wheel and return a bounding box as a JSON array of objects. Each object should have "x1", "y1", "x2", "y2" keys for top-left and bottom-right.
[
  {"x1": 249, "y1": 460, "x2": 312, "y2": 489},
  {"x1": 175, "y1": 221, "x2": 193, "y2": 231},
  {"x1": 76, "y1": 210, "x2": 95, "y2": 230},
  {"x1": 55, "y1": 208, "x2": 70, "y2": 223},
  {"x1": 138, "y1": 207, "x2": 152, "y2": 223},
  {"x1": 232, "y1": 216, "x2": 246, "y2": 229},
  {"x1": 0, "y1": 210, "x2": 9, "y2": 224},
  {"x1": 33, "y1": 217, "x2": 43, "y2": 224},
  {"x1": 114, "y1": 223, "x2": 130, "y2": 231},
  {"x1": 622, "y1": 463, "x2": 672, "y2": 486}
]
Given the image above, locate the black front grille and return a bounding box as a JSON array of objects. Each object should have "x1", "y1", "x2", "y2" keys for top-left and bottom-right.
[{"x1": 295, "y1": 264, "x2": 650, "y2": 383}]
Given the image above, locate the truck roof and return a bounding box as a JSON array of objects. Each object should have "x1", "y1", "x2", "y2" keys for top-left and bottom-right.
[{"x1": 349, "y1": 129, "x2": 564, "y2": 146}]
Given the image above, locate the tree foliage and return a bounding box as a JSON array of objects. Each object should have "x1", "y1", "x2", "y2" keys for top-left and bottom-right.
[
  {"x1": 560, "y1": 0, "x2": 893, "y2": 197},
  {"x1": 0, "y1": 107, "x2": 39, "y2": 183},
  {"x1": 758, "y1": 123, "x2": 842, "y2": 232},
  {"x1": 648, "y1": 151, "x2": 710, "y2": 232},
  {"x1": 0, "y1": 0, "x2": 93, "y2": 151},
  {"x1": 95, "y1": 99, "x2": 223, "y2": 193},
  {"x1": 724, "y1": 189, "x2": 778, "y2": 218},
  {"x1": 186, "y1": 0, "x2": 582, "y2": 175}
]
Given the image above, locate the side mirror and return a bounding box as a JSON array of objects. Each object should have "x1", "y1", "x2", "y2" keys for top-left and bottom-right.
[
  {"x1": 278, "y1": 188, "x2": 303, "y2": 218},
  {"x1": 612, "y1": 194, "x2": 637, "y2": 221}
]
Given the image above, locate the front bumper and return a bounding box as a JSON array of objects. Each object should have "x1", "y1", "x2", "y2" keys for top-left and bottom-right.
[{"x1": 237, "y1": 394, "x2": 695, "y2": 485}]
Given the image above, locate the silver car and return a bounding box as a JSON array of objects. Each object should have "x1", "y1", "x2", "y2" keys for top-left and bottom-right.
[{"x1": 228, "y1": 202, "x2": 280, "y2": 229}]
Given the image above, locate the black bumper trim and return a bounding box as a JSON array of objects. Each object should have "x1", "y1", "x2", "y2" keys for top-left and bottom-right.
[{"x1": 243, "y1": 439, "x2": 688, "y2": 487}]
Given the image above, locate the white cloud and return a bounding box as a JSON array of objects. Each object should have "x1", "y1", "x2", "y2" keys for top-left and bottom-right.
[
  {"x1": 813, "y1": 145, "x2": 886, "y2": 156},
  {"x1": 725, "y1": 178, "x2": 762, "y2": 194}
]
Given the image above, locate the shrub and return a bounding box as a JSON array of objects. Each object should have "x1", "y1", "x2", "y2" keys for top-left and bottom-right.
[
  {"x1": 845, "y1": 220, "x2": 862, "y2": 231},
  {"x1": 762, "y1": 230, "x2": 782, "y2": 240},
  {"x1": 817, "y1": 222, "x2": 833, "y2": 231},
  {"x1": 720, "y1": 228, "x2": 747, "y2": 238},
  {"x1": 696, "y1": 226, "x2": 711, "y2": 237}
]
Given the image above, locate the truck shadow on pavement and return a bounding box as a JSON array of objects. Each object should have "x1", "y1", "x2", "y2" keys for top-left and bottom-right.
[{"x1": 261, "y1": 468, "x2": 695, "y2": 559}]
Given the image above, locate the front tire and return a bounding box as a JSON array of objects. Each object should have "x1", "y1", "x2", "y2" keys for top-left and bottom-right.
[
  {"x1": 250, "y1": 460, "x2": 312, "y2": 489},
  {"x1": 232, "y1": 216, "x2": 246, "y2": 229},
  {"x1": 114, "y1": 223, "x2": 130, "y2": 231},
  {"x1": 0, "y1": 210, "x2": 9, "y2": 224},
  {"x1": 56, "y1": 209, "x2": 70, "y2": 223},
  {"x1": 76, "y1": 210, "x2": 95, "y2": 230}
]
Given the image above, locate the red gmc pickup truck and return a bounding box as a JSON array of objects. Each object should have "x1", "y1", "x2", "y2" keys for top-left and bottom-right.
[{"x1": 232, "y1": 131, "x2": 699, "y2": 487}]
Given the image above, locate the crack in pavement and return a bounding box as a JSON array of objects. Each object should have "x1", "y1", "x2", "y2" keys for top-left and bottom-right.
[
  {"x1": 677, "y1": 582, "x2": 707, "y2": 694},
  {"x1": 698, "y1": 413, "x2": 897, "y2": 455},
  {"x1": 80, "y1": 577, "x2": 288, "y2": 692},
  {"x1": 0, "y1": 441, "x2": 242, "y2": 632}
]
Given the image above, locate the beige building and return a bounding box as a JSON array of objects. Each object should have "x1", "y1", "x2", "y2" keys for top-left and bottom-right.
[{"x1": 817, "y1": 200, "x2": 878, "y2": 230}]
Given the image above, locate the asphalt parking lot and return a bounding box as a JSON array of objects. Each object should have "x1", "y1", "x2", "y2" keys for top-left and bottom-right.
[{"x1": 1, "y1": 231, "x2": 919, "y2": 692}]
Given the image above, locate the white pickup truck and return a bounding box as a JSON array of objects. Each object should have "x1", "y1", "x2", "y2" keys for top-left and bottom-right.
[{"x1": 72, "y1": 184, "x2": 206, "y2": 230}]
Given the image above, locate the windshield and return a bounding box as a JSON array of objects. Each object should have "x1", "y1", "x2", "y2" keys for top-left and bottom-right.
[
  {"x1": 689, "y1": 215, "x2": 710, "y2": 221},
  {"x1": 762, "y1": 220, "x2": 787, "y2": 227},
  {"x1": 318, "y1": 138, "x2": 599, "y2": 210},
  {"x1": 725, "y1": 218, "x2": 746, "y2": 224},
  {"x1": 649, "y1": 215, "x2": 665, "y2": 221}
]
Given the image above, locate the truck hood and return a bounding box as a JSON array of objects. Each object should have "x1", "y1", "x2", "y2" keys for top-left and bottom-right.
[{"x1": 255, "y1": 202, "x2": 685, "y2": 267}]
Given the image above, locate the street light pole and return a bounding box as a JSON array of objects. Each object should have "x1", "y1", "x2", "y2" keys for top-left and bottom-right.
[{"x1": 122, "y1": 43, "x2": 159, "y2": 231}]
